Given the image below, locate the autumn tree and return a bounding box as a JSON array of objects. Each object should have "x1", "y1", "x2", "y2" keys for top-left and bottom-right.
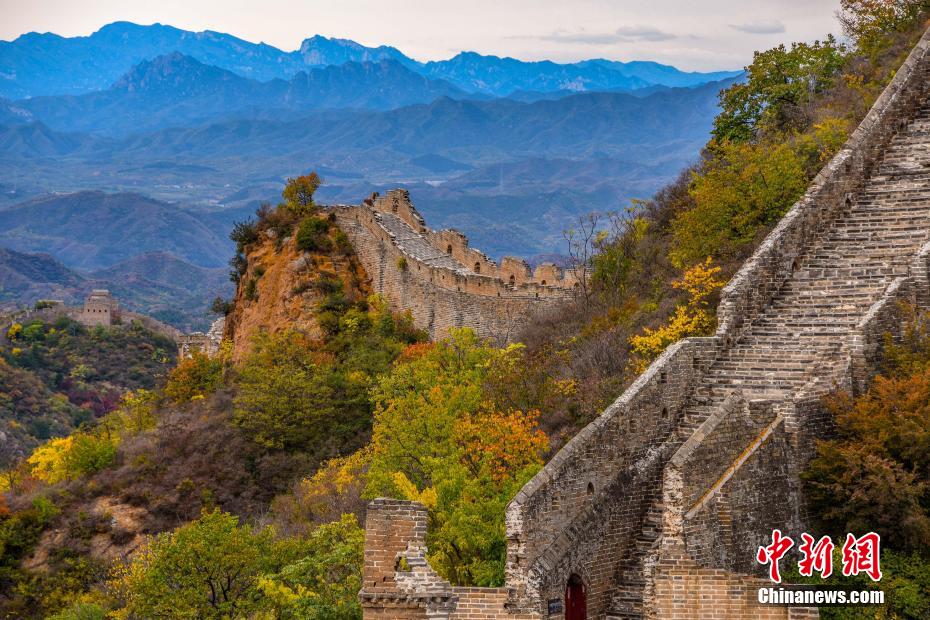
[
  {"x1": 163, "y1": 351, "x2": 225, "y2": 403},
  {"x1": 282, "y1": 173, "x2": 322, "y2": 217},
  {"x1": 803, "y1": 309, "x2": 930, "y2": 555},
  {"x1": 365, "y1": 329, "x2": 548, "y2": 586},
  {"x1": 670, "y1": 140, "x2": 808, "y2": 267},
  {"x1": 839, "y1": 0, "x2": 930, "y2": 53},
  {"x1": 628, "y1": 258, "x2": 724, "y2": 373}
]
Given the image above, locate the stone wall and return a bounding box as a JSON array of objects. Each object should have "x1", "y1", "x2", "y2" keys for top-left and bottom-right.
[
  {"x1": 504, "y1": 336, "x2": 719, "y2": 616},
  {"x1": 330, "y1": 190, "x2": 575, "y2": 343}
]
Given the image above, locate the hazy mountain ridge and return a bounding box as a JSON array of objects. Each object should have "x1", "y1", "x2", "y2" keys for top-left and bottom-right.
[
  {"x1": 0, "y1": 21, "x2": 741, "y2": 99},
  {"x1": 16, "y1": 53, "x2": 469, "y2": 136},
  {"x1": 0, "y1": 191, "x2": 231, "y2": 269}
]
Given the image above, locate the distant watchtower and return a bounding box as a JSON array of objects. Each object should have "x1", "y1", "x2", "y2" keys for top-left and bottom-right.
[{"x1": 79, "y1": 290, "x2": 120, "y2": 327}]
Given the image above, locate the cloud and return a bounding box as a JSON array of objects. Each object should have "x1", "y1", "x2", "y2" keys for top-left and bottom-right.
[
  {"x1": 729, "y1": 19, "x2": 785, "y2": 35},
  {"x1": 535, "y1": 25, "x2": 677, "y2": 45}
]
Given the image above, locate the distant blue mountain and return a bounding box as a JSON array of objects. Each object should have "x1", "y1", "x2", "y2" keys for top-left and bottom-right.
[
  {"x1": 18, "y1": 53, "x2": 467, "y2": 136},
  {"x1": 0, "y1": 21, "x2": 741, "y2": 99}
]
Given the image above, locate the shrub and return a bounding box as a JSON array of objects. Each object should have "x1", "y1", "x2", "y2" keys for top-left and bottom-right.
[
  {"x1": 229, "y1": 220, "x2": 259, "y2": 253},
  {"x1": 295, "y1": 217, "x2": 332, "y2": 253},
  {"x1": 397, "y1": 256, "x2": 408, "y2": 271},
  {"x1": 164, "y1": 352, "x2": 224, "y2": 403},
  {"x1": 333, "y1": 229, "x2": 353, "y2": 255},
  {"x1": 244, "y1": 278, "x2": 258, "y2": 302}
]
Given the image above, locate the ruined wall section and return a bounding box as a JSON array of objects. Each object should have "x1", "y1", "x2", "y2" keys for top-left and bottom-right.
[{"x1": 330, "y1": 190, "x2": 574, "y2": 342}]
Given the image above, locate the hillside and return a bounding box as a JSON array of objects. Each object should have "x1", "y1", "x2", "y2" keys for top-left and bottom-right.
[
  {"x1": 0, "y1": 316, "x2": 177, "y2": 460},
  {"x1": 0, "y1": 246, "x2": 230, "y2": 331},
  {"x1": 0, "y1": 191, "x2": 231, "y2": 270}
]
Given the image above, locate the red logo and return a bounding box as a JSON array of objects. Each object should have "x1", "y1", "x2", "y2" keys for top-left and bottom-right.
[{"x1": 756, "y1": 531, "x2": 882, "y2": 583}]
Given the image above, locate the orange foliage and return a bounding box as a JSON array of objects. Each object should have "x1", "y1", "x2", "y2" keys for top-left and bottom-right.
[
  {"x1": 397, "y1": 342, "x2": 434, "y2": 363},
  {"x1": 456, "y1": 409, "x2": 549, "y2": 485}
]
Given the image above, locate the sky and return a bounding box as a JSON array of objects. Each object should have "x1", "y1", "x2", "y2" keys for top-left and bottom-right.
[{"x1": 0, "y1": 0, "x2": 843, "y2": 72}]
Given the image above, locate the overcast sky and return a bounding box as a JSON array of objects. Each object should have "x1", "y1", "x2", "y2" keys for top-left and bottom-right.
[{"x1": 0, "y1": 0, "x2": 843, "y2": 71}]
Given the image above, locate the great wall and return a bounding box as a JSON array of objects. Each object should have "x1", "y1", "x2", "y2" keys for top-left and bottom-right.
[
  {"x1": 357, "y1": 24, "x2": 930, "y2": 620},
  {"x1": 330, "y1": 190, "x2": 578, "y2": 343}
]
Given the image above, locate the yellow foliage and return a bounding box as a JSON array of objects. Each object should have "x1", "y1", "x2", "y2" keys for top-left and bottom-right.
[
  {"x1": 392, "y1": 471, "x2": 438, "y2": 509},
  {"x1": 6, "y1": 323, "x2": 21, "y2": 341},
  {"x1": 628, "y1": 258, "x2": 724, "y2": 374},
  {"x1": 27, "y1": 436, "x2": 75, "y2": 484}
]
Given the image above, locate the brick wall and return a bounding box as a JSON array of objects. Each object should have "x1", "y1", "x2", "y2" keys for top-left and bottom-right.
[{"x1": 330, "y1": 193, "x2": 574, "y2": 343}]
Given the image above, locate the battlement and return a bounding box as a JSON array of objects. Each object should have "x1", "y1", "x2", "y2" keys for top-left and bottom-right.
[{"x1": 329, "y1": 190, "x2": 576, "y2": 342}]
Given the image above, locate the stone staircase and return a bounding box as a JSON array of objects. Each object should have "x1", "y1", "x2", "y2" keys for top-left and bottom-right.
[{"x1": 605, "y1": 96, "x2": 930, "y2": 618}]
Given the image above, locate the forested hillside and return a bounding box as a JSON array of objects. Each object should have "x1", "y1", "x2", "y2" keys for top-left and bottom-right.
[{"x1": 2, "y1": 2, "x2": 930, "y2": 618}]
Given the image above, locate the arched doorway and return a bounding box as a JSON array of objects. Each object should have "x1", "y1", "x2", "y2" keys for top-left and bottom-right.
[{"x1": 565, "y1": 573, "x2": 586, "y2": 620}]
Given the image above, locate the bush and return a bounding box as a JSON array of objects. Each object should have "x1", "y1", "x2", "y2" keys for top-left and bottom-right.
[
  {"x1": 295, "y1": 217, "x2": 332, "y2": 253},
  {"x1": 229, "y1": 220, "x2": 259, "y2": 253},
  {"x1": 333, "y1": 229, "x2": 353, "y2": 255},
  {"x1": 164, "y1": 352, "x2": 225, "y2": 403},
  {"x1": 244, "y1": 278, "x2": 258, "y2": 302}
]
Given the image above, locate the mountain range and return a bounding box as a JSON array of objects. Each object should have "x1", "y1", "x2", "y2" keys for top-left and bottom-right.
[
  {"x1": 0, "y1": 21, "x2": 744, "y2": 328},
  {"x1": 0, "y1": 21, "x2": 740, "y2": 99}
]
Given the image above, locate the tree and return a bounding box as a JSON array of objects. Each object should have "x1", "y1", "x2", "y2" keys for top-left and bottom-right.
[
  {"x1": 670, "y1": 140, "x2": 807, "y2": 267},
  {"x1": 628, "y1": 259, "x2": 724, "y2": 374},
  {"x1": 110, "y1": 510, "x2": 283, "y2": 619},
  {"x1": 803, "y1": 306, "x2": 930, "y2": 555},
  {"x1": 283, "y1": 173, "x2": 322, "y2": 216},
  {"x1": 365, "y1": 329, "x2": 547, "y2": 586},
  {"x1": 164, "y1": 351, "x2": 224, "y2": 403},
  {"x1": 712, "y1": 37, "x2": 846, "y2": 142},
  {"x1": 210, "y1": 296, "x2": 232, "y2": 315},
  {"x1": 232, "y1": 331, "x2": 336, "y2": 451},
  {"x1": 839, "y1": 0, "x2": 930, "y2": 53},
  {"x1": 258, "y1": 514, "x2": 364, "y2": 620}
]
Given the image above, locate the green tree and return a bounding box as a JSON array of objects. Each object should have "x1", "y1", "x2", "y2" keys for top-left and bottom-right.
[
  {"x1": 365, "y1": 329, "x2": 547, "y2": 586},
  {"x1": 258, "y1": 514, "x2": 364, "y2": 619},
  {"x1": 713, "y1": 37, "x2": 846, "y2": 142},
  {"x1": 670, "y1": 140, "x2": 808, "y2": 267},
  {"x1": 110, "y1": 510, "x2": 283, "y2": 619},
  {"x1": 233, "y1": 331, "x2": 336, "y2": 450}
]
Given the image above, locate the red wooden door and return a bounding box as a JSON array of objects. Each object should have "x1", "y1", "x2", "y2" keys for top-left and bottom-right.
[{"x1": 565, "y1": 574, "x2": 586, "y2": 620}]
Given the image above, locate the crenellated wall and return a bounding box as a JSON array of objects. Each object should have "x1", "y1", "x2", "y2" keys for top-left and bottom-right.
[{"x1": 330, "y1": 190, "x2": 576, "y2": 342}]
